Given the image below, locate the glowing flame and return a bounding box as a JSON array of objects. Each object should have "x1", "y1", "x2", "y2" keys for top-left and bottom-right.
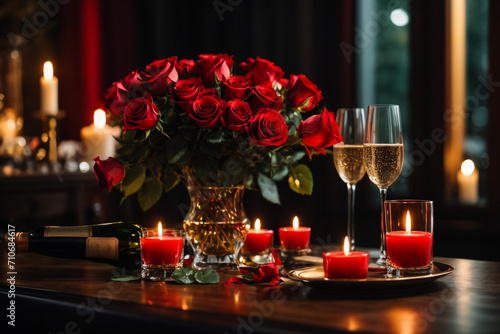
[
  {"x1": 295, "y1": 179, "x2": 300, "y2": 188},
  {"x1": 158, "y1": 221, "x2": 163, "y2": 239},
  {"x1": 293, "y1": 216, "x2": 299, "y2": 229},
  {"x1": 405, "y1": 211, "x2": 411, "y2": 233},
  {"x1": 94, "y1": 109, "x2": 106, "y2": 129},
  {"x1": 461, "y1": 159, "x2": 475, "y2": 176},
  {"x1": 343, "y1": 236, "x2": 350, "y2": 256},
  {"x1": 43, "y1": 61, "x2": 54, "y2": 80},
  {"x1": 255, "y1": 219, "x2": 261, "y2": 231}
]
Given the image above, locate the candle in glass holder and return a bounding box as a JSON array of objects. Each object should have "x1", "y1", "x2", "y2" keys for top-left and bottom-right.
[
  {"x1": 323, "y1": 237, "x2": 369, "y2": 279},
  {"x1": 40, "y1": 61, "x2": 58, "y2": 116},
  {"x1": 279, "y1": 216, "x2": 310, "y2": 249},
  {"x1": 140, "y1": 222, "x2": 185, "y2": 281},
  {"x1": 242, "y1": 219, "x2": 274, "y2": 254},
  {"x1": 386, "y1": 211, "x2": 433, "y2": 269}
]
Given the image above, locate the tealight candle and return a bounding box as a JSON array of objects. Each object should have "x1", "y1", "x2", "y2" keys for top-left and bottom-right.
[
  {"x1": 323, "y1": 237, "x2": 369, "y2": 279},
  {"x1": 140, "y1": 222, "x2": 185, "y2": 281},
  {"x1": 279, "y1": 216, "x2": 311, "y2": 249},
  {"x1": 40, "y1": 61, "x2": 58, "y2": 116},
  {"x1": 80, "y1": 109, "x2": 121, "y2": 165},
  {"x1": 242, "y1": 219, "x2": 274, "y2": 254}
]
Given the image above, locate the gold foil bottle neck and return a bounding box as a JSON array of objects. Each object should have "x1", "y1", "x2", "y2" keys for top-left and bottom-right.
[{"x1": 15, "y1": 232, "x2": 29, "y2": 253}]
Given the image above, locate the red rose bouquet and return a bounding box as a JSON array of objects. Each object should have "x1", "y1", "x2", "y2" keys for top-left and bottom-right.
[{"x1": 95, "y1": 54, "x2": 342, "y2": 210}]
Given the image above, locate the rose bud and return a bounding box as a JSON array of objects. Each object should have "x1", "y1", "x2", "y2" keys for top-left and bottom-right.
[
  {"x1": 222, "y1": 99, "x2": 252, "y2": 132},
  {"x1": 93, "y1": 157, "x2": 125, "y2": 192},
  {"x1": 197, "y1": 54, "x2": 234, "y2": 87},
  {"x1": 221, "y1": 75, "x2": 252, "y2": 101},
  {"x1": 240, "y1": 57, "x2": 285, "y2": 86},
  {"x1": 141, "y1": 57, "x2": 178, "y2": 95},
  {"x1": 247, "y1": 85, "x2": 284, "y2": 115},
  {"x1": 286, "y1": 74, "x2": 323, "y2": 111},
  {"x1": 245, "y1": 108, "x2": 288, "y2": 147},
  {"x1": 123, "y1": 91, "x2": 159, "y2": 131},
  {"x1": 189, "y1": 94, "x2": 226, "y2": 128},
  {"x1": 298, "y1": 108, "x2": 343, "y2": 158},
  {"x1": 170, "y1": 78, "x2": 203, "y2": 112}
]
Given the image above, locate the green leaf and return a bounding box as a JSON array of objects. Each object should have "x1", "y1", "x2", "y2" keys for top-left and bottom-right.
[
  {"x1": 122, "y1": 129, "x2": 137, "y2": 143},
  {"x1": 166, "y1": 136, "x2": 192, "y2": 164},
  {"x1": 272, "y1": 164, "x2": 289, "y2": 181},
  {"x1": 111, "y1": 275, "x2": 140, "y2": 282},
  {"x1": 194, "y1": 268, "x2": 220, "y2": 284},
  {"x1": 110, "y1": 268, "x2": 141, "y2": 281},
  {"x1": 287, "y1": 151, "x2": 307, "y2": 164},
  {"x1": 288, "y1": 164, "x2": 313, "y2": 195},
  {"x1": 122, "y1": 164, "x2": 146, "y2": 197},
  {"x1": 171, "y1": 268, "x2": 196, "y2": 284},
  {"x1": 138, "y1": 177, "x2": 163, "y2": 211},
  {"x1": 257, "y1": 173, "x2": 281, "y2": 204},
  {"x1": 162, "y1": 170, "x2": 180, "y2": 192}
]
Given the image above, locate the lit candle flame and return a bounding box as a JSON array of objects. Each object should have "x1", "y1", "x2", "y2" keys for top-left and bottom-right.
[
  {"x1": 255, "y1": 219, "x2": 261, "y2": 231},
  {"x1": 293, "y1": 216, "x2": 299, "y2": 229},
  {"x1": 295, "y1": 179, "x2": 300, "y2": 188},
  {"x1": 43, "y1": 61, "x2": 54, "y2": 80},
  {"x1": 343, "y1": 236, "x2": 350, "y2": 256},
  {"x1": 405, "y1": 211, "x2": 411, "y2": 233},
  {"x1": 461, "y1": 159, "x2": 475, "y2": 176},
  {"x1": 158, "y1": 221, "x2": 163, "y2": 240},
  {"x1": 94, "y1": 109, "x2": 106, "y2": 129}
]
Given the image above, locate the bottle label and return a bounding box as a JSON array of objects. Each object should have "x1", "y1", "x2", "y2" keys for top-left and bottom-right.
[
  {"x1": 85, "y1": 237, "x2": 119, "y2": 260},
  {"x1": 44, "y1": 225, "x2": 92, "y2": 237}
]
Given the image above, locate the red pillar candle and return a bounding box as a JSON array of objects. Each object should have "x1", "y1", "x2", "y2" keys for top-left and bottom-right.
[
  {"x1": 279, "y1": 216, "x2": 311, "y2": 249},
  {"x1": 323, "y1": 237, "x2": 369, "y2": 279},
  {"x1": 242, "y1": 219, "x2": 274, "y2": 254},
  {"x1": 140, "y1": 223, "x2": 184, "y2": 266},
  {"x1": 386, "y1": 212, "x2": 433, "y2": 268}
]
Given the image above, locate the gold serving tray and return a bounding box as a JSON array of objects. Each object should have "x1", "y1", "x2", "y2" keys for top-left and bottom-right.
[{"x1": 288, "y1": 262, "x2": 454, "y2": 290}]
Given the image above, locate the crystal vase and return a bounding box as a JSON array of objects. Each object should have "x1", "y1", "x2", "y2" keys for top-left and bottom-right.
[{"x1": 182, "y1": 171, "x2": 249, "y2": 270}]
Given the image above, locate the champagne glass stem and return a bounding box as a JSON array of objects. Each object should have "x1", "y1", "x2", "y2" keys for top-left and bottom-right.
[
  {"x1": 377, "y1": 187, "x2": 388, "y2": 266},
  {"x1": 346, "y1": 183, "x2": 356, "y2": 251}
]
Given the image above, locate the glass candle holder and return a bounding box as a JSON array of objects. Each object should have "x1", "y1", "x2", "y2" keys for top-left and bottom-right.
[
  {"x1": 140, "y1": 228, "x2": 185, "y2": 281},
  {"x1": 384, "y1": 200, "x2": 433, "y2": 277},
  {"x1": 238, "y1": 229, "x2": 274, "y2": 268}
]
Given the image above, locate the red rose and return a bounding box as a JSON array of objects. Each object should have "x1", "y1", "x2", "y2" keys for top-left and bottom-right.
[
  {"x1": 247, "y1": 85, "x2": 283, "y2": 115},
  {"x1": 221, "y1": 75, "x2": 252, "y2": 101},
  {"x1": 245, "y1": 108, "x2": 288, "y2": 147},
  {"x1": 222, "y1": 99, "x2": 252, "y2": 132},
  {"x1": 286, "y1": 74, "x2": 323, "y2": 111},
  {"x1": 103, "y1": 81, "x2": 129, "y2": 116},
  {"x1": 123, "y1": 91, "x2": 159, "y2": 131},
  {"x1": 298, "y1": 108, "x2": 343, "y2": 157},
  {"x1": 141, "y1": 57, "x2": 178, "y2": 95},
  {"x1": 170, "y1": 78, "x2": 203, "y2": 112},
  {"x1": 197, "y1": 54, "x2": 234, "y2": 86},
  {"x1": 240, "y1": 57, "x2": 284, "y2": 86},
  {"x1": 93, "y1": 157, "x2": 124, "y2": 192},
  {"x1": 176, "y1": 59, "x2": 201, "y2": 78},
  {"x1": 189, "y1": 94, "x2": 225, "y2": 128},
  {"x1": 122, "y1": 70, "x2": 143, "y2": 90}
]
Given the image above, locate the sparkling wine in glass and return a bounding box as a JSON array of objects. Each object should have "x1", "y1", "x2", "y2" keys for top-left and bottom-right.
[
  {"x1": 364, "y1": 104, "x2": 404, "y2": 266},
  {"x1": 333, "y1": 108, "x2": 366, "y2": 251}
]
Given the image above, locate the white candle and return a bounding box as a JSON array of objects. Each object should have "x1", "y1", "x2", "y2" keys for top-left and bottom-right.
[
  {"x1": 80, "y1": 109, "x2": 121, "y2": 165},
  {"x1": 40, "y1": 61, "x2": 59, "y2": 116},
  {"x1": 457, "y1": 159, "x2": 479, "y2": 204}
]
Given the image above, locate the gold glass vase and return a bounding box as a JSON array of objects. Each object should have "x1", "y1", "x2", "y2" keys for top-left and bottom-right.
[{"x1": 182, "y1": 169, "x2": 249, "y2": 269}]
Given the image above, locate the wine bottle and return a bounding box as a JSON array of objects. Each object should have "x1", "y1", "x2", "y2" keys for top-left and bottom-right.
[{"x1": 8, "y1": 222, "x2": 142, "y2": 267}]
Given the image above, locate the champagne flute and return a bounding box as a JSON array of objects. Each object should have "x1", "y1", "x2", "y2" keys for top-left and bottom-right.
[
  {"x1": 364, "y1": 105, "x2": 404, "y2": 266},
  {"x1": 333, "y1": 108, "x2": 366, "y2": 251}
]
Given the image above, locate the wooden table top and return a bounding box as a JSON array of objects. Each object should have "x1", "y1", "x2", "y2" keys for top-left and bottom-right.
[{"x1": 1, "y1": 251, "x2": 499, "y2": 334}]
